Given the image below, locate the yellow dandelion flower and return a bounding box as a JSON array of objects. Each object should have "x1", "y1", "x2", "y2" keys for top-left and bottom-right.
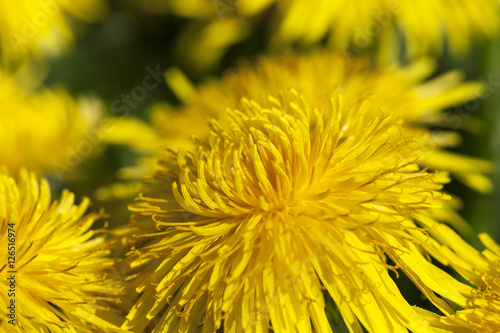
[
  {"x1": 122, "y1": 78, "x2": 482, "y2": 332},
  {"x1": 0, "y1": 69, "x2": 106, "y2": 177},
  {"x1": 0, "y1": 168, "x2": 123, "y2": 332},
  {"x1": 163, "y1": 0, "x2": 500, "y2": 72},
  {"x1": 277, "y1": 0, "x2": 500, "y2": 57},
  {"x1": 0, "y1": 0, "x2": 107, "y2": 65},
  {"x1": 123, "y1": 53, "x2": 491, "y2": 193},
  {"x1": 414, "y1": 225, "x2": 500, "y2": 332}
]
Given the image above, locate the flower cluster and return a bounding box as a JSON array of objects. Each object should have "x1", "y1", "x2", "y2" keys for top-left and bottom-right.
[{"x1": 0, "y1": 1, "x2": 499, "y2": 333}]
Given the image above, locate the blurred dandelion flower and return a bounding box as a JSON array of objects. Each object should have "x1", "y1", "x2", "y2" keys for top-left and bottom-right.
[
  {"x1": 162, "y1": 0, "x2": 500, "y2": 71},
  {"x1": 0, "y1": 69, "x2": 104, "y2": 177},
  {"x1": 122, "y1": 74, "x2": 480, "y2": 331},
  {"x1": 276, "y1": 0, "x2": 500, "y2": 57},
  {"x1": 0, "y1": 0, "x2": 107, "y2": 65},
  {"x1": 0, "y1": 168, "x2": 123, "y2": 332}
]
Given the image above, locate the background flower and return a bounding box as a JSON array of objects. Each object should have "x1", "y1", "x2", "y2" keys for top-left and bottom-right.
[
  {"x1": 0, "y1": 0, "x2": 107, "y2": 66},
  {"x1": 0, "y1": 168, "x2": 123, "y2": 332},
  {"x1": 149, "y1": 0, "x2": 500, "y2": 73},
  {"x1": 0, "y1": 69, "x2": 105, "y2": 178}
]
